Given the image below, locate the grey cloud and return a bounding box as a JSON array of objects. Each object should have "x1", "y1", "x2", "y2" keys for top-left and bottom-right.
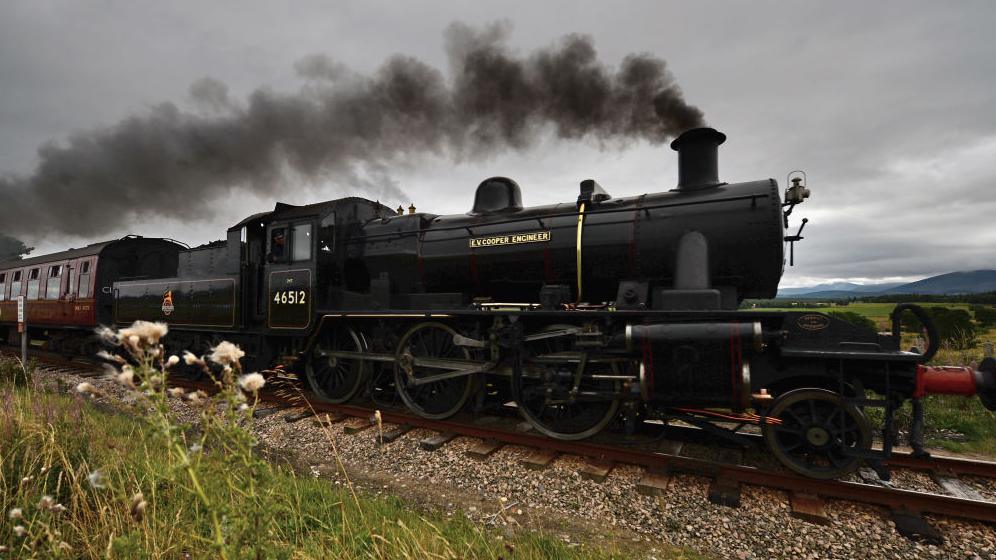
[
  {"x1": 189, "y1": 77, "x2": 233, "y2": 113},
  {"x1": 1, "y1": 1, "x2": 995, "y2": 286},
  {"x1": 0, "y1": 21, "x2": 701, "y2": 239}
]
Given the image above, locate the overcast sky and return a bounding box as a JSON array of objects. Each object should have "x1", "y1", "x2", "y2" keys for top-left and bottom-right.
[{"x1": 1, "y1": 1, "x2": 994, "y2": 287}]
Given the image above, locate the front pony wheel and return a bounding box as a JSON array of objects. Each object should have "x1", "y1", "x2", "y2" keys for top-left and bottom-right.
[{"x1": 762, "y1": 388, "x2": 871, "y2": 479}]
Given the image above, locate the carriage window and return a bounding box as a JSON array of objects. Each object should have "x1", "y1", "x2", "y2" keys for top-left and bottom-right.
[
  {"x1": 318, "y1": 214, "x2": 335, "y2": 254},
  {"x1": 45, "y1": 265, "x2": 62, "y2": 299},
  {"x1": 292, "y1": 223, "x2": 312, "y2": 261},
  {"x1": 269, "y1": 227, "x2": 287, "y2": 262},
  {"x1": 0, "y1": 272, "x2": 6, "y2": 301},
  {"x1": 78, "y1": 261, "x2": 92, "y2": 298},
  {"x1": 26, "y1": 268, "x2": 40, "y2": 299},
  {"x1": 9, "y1": 271, "x2": 22, "y2": 299},
  {"x1": 67, "y1": 265, "x2": 75, "y2": 298}
]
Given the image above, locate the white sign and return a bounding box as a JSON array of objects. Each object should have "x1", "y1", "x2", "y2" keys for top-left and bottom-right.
[{"x1": 17, "y1": 296, "x2": 24, "y2": 324}]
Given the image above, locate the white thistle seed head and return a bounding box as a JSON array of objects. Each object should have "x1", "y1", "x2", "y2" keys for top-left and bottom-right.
[
  {"x1": 117, "y1": 366, "x2": 135, "y2": 387},
  {"x1": 119, "y1": 321, "x2": 169, "y2": 346},
  {"x1": 130, "y1": 492, "x2": 147, "y2": 522},
  {"x1": 97, "y1": 350, "x2": 126, "y2": 364},
  {"x1": 208, "y1": 341, "x2": 245, "y2": 366},
  {"x1": 166, "y1": 355, "x2": 180, "y2": 367},
  {"x1": 8, "y1": 508, "x2": 22, "y2": 520},
  {"x1": 37, "y1": 495, "x2": 55, "y2": 511},
  {"x1": 237, "y1": 373, "x2": 265, "y2": 393},
  {"x1": 76, "y1": 382, "x2": 97, "y2": 396},
  {"x1": 13, "y1": 525, "x2": 26, "y2": 538},
  {"x1": 94, "y1": 326, "x2": 120, "y2": 344},
  {"x1": 87, "y1": 470, "x2": 107, "y2": 489}
]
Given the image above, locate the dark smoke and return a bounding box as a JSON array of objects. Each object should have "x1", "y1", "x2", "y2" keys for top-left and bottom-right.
[
  {"x1": 0, "y1": 22, "x2": 704, "y2": 238},
  {"x1": 0, "y1": 234, "x2": 34, "y2": 262}
]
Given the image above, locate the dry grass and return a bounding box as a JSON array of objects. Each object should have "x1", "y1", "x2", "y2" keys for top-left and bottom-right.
[{"x1": 0, "y1": 340, "x2": 698, "y2": 559}]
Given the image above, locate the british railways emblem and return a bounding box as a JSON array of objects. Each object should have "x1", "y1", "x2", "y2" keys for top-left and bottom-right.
[{"x1": 162, "y1": 289, "x2": 175, "y2": 316}]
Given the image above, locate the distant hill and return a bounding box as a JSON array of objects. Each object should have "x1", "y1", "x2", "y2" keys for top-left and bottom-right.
[
  {"x1": 779, "y1": 289, "x2": 878, "y2": 299},
  {"x1": 882, "y1": 270, "x2": 996, "y2": 295},
  {"x1": 778, "y1": 270, "x2": 996, "y2": 299},
  {"x1": 778, "y1": 282, "x2": 904, "y2": 297}
]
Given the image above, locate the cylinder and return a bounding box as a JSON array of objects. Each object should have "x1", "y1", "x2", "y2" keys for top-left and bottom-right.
[{"x1": 627, "y1": 321, "x2": 763, "y2": 410}]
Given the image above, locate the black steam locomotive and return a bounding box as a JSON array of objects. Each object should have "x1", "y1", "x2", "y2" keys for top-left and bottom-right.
[{"x1": 5, "y1": 127, "x2": 994, "y2": 479}]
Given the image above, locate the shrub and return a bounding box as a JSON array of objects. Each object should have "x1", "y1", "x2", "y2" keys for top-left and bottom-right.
[
  {"x1": 901, "y1": 306, "x2": 978, "y2": 349},
  {"x1": 974, "y1": 306, "x2": 996, "y2": 328},
  {"x1": 828, "y1": 310, "x2": 878, "y2": 332}
]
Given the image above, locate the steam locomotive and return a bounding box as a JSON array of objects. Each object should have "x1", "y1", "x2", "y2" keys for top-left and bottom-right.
[{"x1": 3, "y1": 127, "x2": 994, "y2": 479}]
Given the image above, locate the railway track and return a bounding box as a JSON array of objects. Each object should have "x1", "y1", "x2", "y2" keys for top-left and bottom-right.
[{"x1": 11, "y1": 349, "x2": 996, "y2": 543}]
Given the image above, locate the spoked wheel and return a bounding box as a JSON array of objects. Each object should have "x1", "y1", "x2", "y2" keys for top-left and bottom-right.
[
  {"x1": 394, "y1": 322, "x2": 476, "y2": 419},
  {"x1": 763, "y1": 388, "x2": 872, "y2": 479},
  {"x1": 304, "y1": 326, "x2": 368, "y2": 404},
  {"x1": 511, "y1": 325, "x2": 621, "y2": 440}
]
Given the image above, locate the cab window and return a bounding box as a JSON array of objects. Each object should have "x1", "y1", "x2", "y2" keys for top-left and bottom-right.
[
  {"x1": 318, "y1": 214, "x2": 335, "y2": 254},
  {"x1": 9, "y1": 271, "x2": 22, "y2": 299},
  {"x1": 292, "y1": 223, "x2": 312, "y2": 261},
  {"x1": 26, "y1": 268, "x2": 40, "y2": 299},
  {"x1": 0, "y1": 272, "x2": 6, "y2": 301},
  {"x1": 45, "y1": 265, "x2": 62, "y2": 299},
  {"x1": 269, "y1": 227, "x2": 287, "y2": 262}
]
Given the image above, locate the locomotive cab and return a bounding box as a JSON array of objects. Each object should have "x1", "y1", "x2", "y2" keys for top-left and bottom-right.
[{"x1": 229, "y1": 198, "x2": 395, "y2": 333}]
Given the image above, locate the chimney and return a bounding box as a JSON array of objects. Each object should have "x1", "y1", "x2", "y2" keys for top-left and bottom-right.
[{"x1": 670, "y1": 127, "x2": 726, "y2": 190}]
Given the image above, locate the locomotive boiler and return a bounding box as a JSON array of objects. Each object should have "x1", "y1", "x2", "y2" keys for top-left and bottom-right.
[
  {"x1": 356, "y1": 128, "x2": 784, "y2": 308},
  {"x1": 4, "y1": 126, "x2": 995, "y2": 480}
]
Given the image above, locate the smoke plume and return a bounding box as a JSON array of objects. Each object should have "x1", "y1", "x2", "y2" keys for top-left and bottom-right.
[{"x1": 0, "y1": 22, "x2": 703, "y2": 238}]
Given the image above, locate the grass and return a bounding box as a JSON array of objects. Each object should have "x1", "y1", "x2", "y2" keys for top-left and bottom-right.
[
  {"x1": 919, "y1": 339, "x2": 996, "y2": 456},
  {"x1": 920, "y1": 395, "x2": 996, "y2": 456},
  {"x1": 0, "y1": 384, "x2": 624, "y2": 558},
  {"x1": 0, "y1": 354, "x2": 705, "y2": 559}
]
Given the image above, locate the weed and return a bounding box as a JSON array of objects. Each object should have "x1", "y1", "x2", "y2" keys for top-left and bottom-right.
[
  {"x1": 0, "y1": 357, "x2": 32, "y2": 387},
  {"x1": 0, "y1": 322, "x2": 660, "y2": 558}
]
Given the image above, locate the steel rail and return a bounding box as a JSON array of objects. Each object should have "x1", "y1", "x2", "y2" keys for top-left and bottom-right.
[
  {"x1": 11, "y1": 348, "x2": 996, "y2": 525},
  {"x1": 244, "y1": 386, "x2": 996, "y2": 524},
  {"x1": 657, "y1": 423, "x2": 996, "y2": 479}
]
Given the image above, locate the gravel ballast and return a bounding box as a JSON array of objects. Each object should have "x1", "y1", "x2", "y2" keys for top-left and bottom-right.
[{"x1": 42, "y1": 366, "x2": 996, "y2": 560}]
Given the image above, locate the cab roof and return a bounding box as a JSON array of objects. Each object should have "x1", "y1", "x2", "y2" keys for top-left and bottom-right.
[{"x1": 227, "y1": 197, "x2": 394, "y2": 231}]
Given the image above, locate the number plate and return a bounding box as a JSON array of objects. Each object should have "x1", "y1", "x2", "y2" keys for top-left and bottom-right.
[{"x1": 268, "y1": 269, "x2": 312, "y2": 329}]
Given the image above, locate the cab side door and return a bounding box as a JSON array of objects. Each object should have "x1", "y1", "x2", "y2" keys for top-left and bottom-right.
[{"x1": 265, "y1": 221, "x2": 314, "y2": 330}]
